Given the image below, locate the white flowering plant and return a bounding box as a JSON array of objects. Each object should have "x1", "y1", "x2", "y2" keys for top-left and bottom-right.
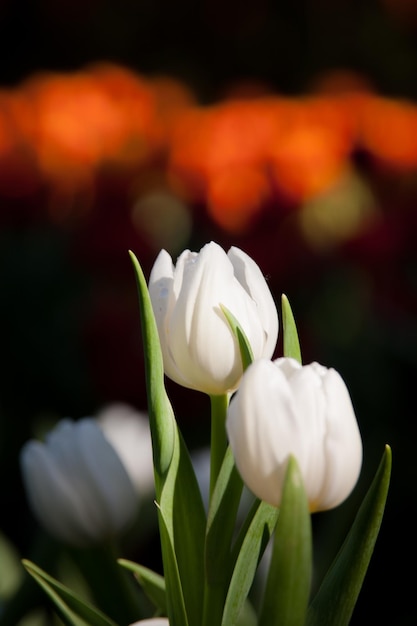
[{"x1": 15, "y1": 242, "x2": 391, "y2": 626}]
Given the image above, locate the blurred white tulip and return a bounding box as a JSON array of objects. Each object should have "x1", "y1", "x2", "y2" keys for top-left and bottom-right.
[
  {"x1": 97, "y1": 403, "x2": 154, "y2": 497},
  {"x1": 227, "y1": 357, "x2": 363, "y2": 511},
  {"x1": 149, "y1": 241, "x2": 278, "y2": 395},
  {"x1": 20, "y1": 418, "x2": 139, "y2": 546}
]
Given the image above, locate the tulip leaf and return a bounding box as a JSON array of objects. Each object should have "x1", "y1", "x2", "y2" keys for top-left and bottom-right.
[
  {"x1": 259, "y1": 456, "x2": 312, "y2": 626},
  {"x1": 129, "y1": 250, "x2": 175, "y2": 481},
  {"x1": 22, "y1": 559, "x2": 117, "y2": 626},
  {"x1": 206, "y1": 446, "x2": 244, "y2": 585},
  {"x1": 221, "y1": 500, "x2": 279, "y2": 626},
  {"x1": 220, "y1": 305, "x2": 254, "y2": 371},
  {"x1": 156, "y1": 504, "x2": 189, "y2": 626},
  {"x1": 306, "y1": 444, "x2": 392, "y2": 626},
  {"x1": 118, "y1": 559, "x2": 167, "y2": 615},
  {"x1": 130, "y1": 251, "x2": 206, "y2": 626},
  {"x1": 157, "y1": 428, "x2": 206, "y2": 626},
  {"x1": 281, "y1": 294, "x2": 302, "y2": 364}
]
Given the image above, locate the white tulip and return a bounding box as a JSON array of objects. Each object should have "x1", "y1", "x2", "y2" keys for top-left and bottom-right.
[
  {"x1": 226, "y1": 357, "x2": 363, "y2": 511},
  {"x1": 97, "y1": 403, "x2": 154, "y2": 497},
  {"x1": 149, "y1": 241, "x2": 278, "y2": 395},
  {"x1": 20, "y1": 418, "x2": 139, "y2": 546}
]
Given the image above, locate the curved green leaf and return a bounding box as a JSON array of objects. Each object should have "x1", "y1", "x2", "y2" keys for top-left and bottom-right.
[
  {"x1": 306, "y1": 445, "x2": 392, "y2": 626},
  {"x1": 206, "y1": 446, "x2": 244, "y2": 585},
  {"x1": 281, "y1": 295, "x2": 302, "y2": 364},
  {"x1": 155, "y1": 507, "x2": 188, "y2": 626},
  {"x1": 222, "y1": 500, "x2": 279, "y2": 626},
  {"x1": 259, "y1": 456, "x2": 312, "y2": 626},
  {"x1": 220, "y1": 305, "x2": 254, "y2": 371},
  {"x1": 130, "y1": 251, "x2": 206, "y2": 626},
  {"x1": 118, "y1": 559, "x2": 166, "y2": 615},
  {"x1": 129, "y1": 250, "x2": 175, "y2": 482},
  {"x1": 158, "y1": 428, "x2": 206, "y2": 626},
  {"x1": 22, "y1": 560, "x2": 117, "y2": 626}
]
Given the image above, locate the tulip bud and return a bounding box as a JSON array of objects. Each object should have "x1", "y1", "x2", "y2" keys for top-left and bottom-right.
[
  {"x1": 20, "y1": 418, "x2": 139, "y2": 546},
  {"x1": 149, "y1": 241, "x2": 278, "y2": 395},
  {"x1": 226, "y1": 357, "x2": 363, "y2": 511}
]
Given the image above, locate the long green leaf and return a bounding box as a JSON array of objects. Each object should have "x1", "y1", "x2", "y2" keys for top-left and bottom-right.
[
  {"x1": 281, "y1": 294, "x2": 302, "y2": 363},
  {"x1": 129, "y1": 250, "x2": 175, "y2": 483},
  {"x1": 259, "y1": 456, "x2": 312, "y2": 626},
  {"x1": 118, "y1": 560, "x2": 167, "y2": 615},
  {"x1": 220, "y1": 305, "x2": 254, "y2": 372},
  {"x1": 22, "y1": 560, "x2": 117, "y2": 626},
  {"x1": 130, "y1": 251, "x2": 206, "y2": 626},
  {"x1": 306, "y1": 445, "x2": 392, "y2": 626},
  {"x1": 222, "y1": 500, "x2": 279, "y2": 626},
  {"x1": 155, "y1": 507, "x2": 189, "y2": 626},
  {"x1": 69, "y1": 543, "x2": 145, "y2": 625},
  {"x1": 158, "y1": 428, "x2": 206, "y2": 625},
  {"x1": 205, "y1": 446, "x2": 244, "y2": 585}
]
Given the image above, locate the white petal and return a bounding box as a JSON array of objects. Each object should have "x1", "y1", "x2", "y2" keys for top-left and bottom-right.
[
  {"x1": 75, "y1": 420, "x2": 138, "y2": 536},
  {"x1": 20, "y1": 441, "x2": 94, "y2": 545},
  {"x1": 169, "y1": 242, "x2": 244, "y2": 393},
  {"x1": 149, "y1": 248, "x2": 191, "y2": 388},
  {"x1": 227, "y1": 359, "x2": 303, "y2": 505},
  {"x1": 317, "y1": 368, "x2": 362, "y2": 510},
  {"x1": 228, "y1": 246, "x2": 279, "y2": 358},
  {"x1": 97, "y1": 403, "x2": 154, "y2": 495}
]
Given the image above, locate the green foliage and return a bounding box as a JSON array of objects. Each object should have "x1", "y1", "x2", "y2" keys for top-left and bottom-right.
[
  {"x1": 220, "y1": 305, "x2": 254, "y2": 371},
  {"x1": 306, "y1": 445, "x2": 392, "y2": 626},
  {"x1": 221, "y1": 500, "x2": 279, "y2": 626},
  {"x1": 118, "y1": 560, "x2": 167, "y2": 616},
  {"x1": 22, "y1": 560, "x2": 117, "y2": 626},
  {"x1": 282, "y1": 294, "x2": 302, "y2": 363},
  {"x1": 259, "y1": 457, "x2": 312, "y2": 626},
  {"x1": 130, "y1": 251, "x2": 206, "y2": 626}
]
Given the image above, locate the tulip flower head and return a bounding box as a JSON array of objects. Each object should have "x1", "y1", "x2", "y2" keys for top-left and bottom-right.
[
  {"x1": 227, "y1": 357, "x2": 363, "y2": 511},
  {"x1": 20, "y1": 418, "x2": 139, "y2": 546},
  {"x1": 149, "y1": 241, "x2": 278, "y2": 395}
]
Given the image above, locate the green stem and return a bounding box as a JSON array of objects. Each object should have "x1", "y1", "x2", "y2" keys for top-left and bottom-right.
[
  {"x1": 209, "y1": 394, "x2": 230, "y2": 501},
  {"x1": 202, "y1": 394, "x2": 231, "y2": 626}
]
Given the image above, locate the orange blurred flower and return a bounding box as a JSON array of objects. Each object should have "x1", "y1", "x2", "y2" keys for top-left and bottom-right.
[
  {"x1": 207, "y1": 166, "x2": 271, "y2": 233},
  {"x1": 0, "y1": 91, "x2": 40, "y2": 198},
  {"x1": 22, "y1": 65, "x2": 165, "y2": 183},
  {"x1": 168, "y1": 95, "x2": 357, "y2": 231},
  {"x1": 268, "y1": 97, "x2": 355, "y2": 202},
  {"x1": 358, "y1": 95, "x2": 417, "y2": 169},
  {"x1": 168, "y1": 98, "x2": 286, "y2": 230}
]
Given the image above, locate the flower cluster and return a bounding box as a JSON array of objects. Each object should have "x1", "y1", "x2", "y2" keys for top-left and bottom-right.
[
  {"x1": 1, "y1": 63, "x2": 417, "y2": 246},
  {"x1": 16, "y1": 242, "x2": 390, "y2": 626},
  {"x1": 149, "y1": 241, "x2": 362, "y2": 511}
]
